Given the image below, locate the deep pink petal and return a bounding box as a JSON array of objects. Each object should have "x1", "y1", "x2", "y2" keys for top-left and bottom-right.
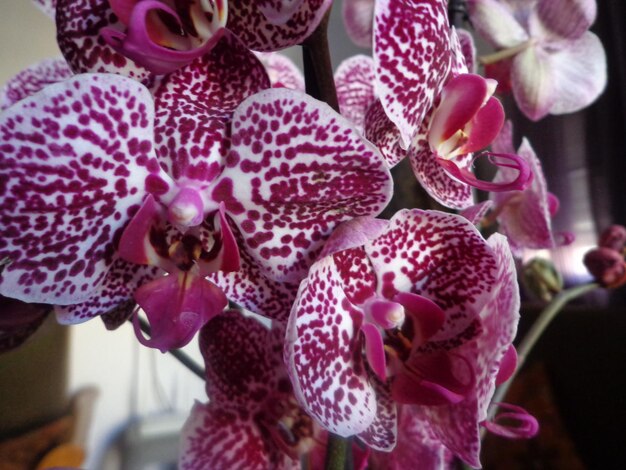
[
  {"x1": 56, "y1": 0, "x2": 153, "y2": 81},
  {"x1": 365, "y1": 210, "x2": 498, "y2": 341},
  {"x1": 108, "y1": 0, "x2": 139, "y2": 26},
  {"x1": 535, "y1": 0, "x2": 596, "y2": 40},
  {"x1": 218, "y1": 88, "x2": 392, "y2": 283},
  {"x1": 361, "y1": 322, "x2": 387, "y2": 381},
  {"x1": 364, "y1": 100, "x2": 406, "y2": 167},
  {"x1": 342, "y1": 0, "x2": 375, "y2": 48},
  {"x1": 393, "y1": 292, "x2": 445, "y2": 345},
  {"x1": 0, "y1": 58, "x2": 72, "y2": 111},
  {"x1": 495, "y1": 345, "x2": 517, "y2": 386},
  {"x1": 374, "y1": 0, "x2": 452, "y2": 146},
  {"x1": 227, "y1": 0, "x2": 332, "y2": 51},
  {"x1": 152, "y1": 32, "x2": 270, "y2": 184},
  {"x1": 285, "y1": 256, "x2": 377, "y2": 436},
  {"x1": 133, "y1": 273, "x2": 227, "y2": 351},
  {"x1": 462, "y1": 97, "x2": 505, "y2": 154},
  {"x1": 0, "y1": 74, "x2": 157, "y2": 305},
  {"x1": 335, "y1": 55, "x2": 377, "y2": 132},
  {"x1": 482, "y1": 403, "x2": 539, "y2": 439}
]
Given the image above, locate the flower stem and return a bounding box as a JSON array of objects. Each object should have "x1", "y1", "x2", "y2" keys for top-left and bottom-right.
[
  {"x1": 479, "y1": 40, "x2": 533, "y2": 65},
  {"x1": 324, "y1": 433, "x2": 348, "y2": 470},
  {"x1": 489, "y1": 282, "x2": 598, "y2": 418},
  {"x1": 302, "y1": 8, "x2": 339, "y2": 112}
]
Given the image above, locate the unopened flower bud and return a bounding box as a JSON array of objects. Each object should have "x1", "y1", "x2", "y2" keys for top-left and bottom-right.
[
  {"x1": 598, "y1": 225, "x2": 626, "y2": 253},
  {"x1": 522, "y1": 258, "x2": 563, "y2": 302},
  {"x1": 583, "y1": 247, "x2": 626, "y2": 287}
]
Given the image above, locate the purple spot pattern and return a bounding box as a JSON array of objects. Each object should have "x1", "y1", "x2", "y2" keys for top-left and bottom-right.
[
  {"x1": 374, "y1": 0, "x2": 452, "y2": 146},
  {"x1": 357, "y1": 376, "x2": 397, "y2": 451},
  {"x1": 408, "y1": 112, "x2": 474, "y2": 209},
  {"x1": 227, "y1": 0, "x2": 332, "y2": 51},
  {"x1": 257, "y1": 0, "x2": 306, "y2": 24},
  {"x1": 100, "y1": 298, "x2": 136, "y2": 330},
  {"x1": 219, "y1": 89, "x2": 392, "y2": 283},
  {"x1": 416, "y1": 234, "x2": 519, "y2": 468},
  {"x1": 32, "y1": 0, "x2": 57, "y2": 18},
  {"x1": 54, "y1": 258, "x2": 161, "y2": 323},
  {"x1": 0, "y1": 58, "x2": 72, "y2": 111},
  {"x1": 210, "y1": 225, "x2": 298, "y2": 322},
  {"x1": 365, "y1": 210, "x2": 497, "y2": 342},
  {"x1": 181, "y1": 312, "x2": 299, "y2": 469},
  {"x1": 333, "y1": 247, "x2": 377, "y2": 306},
  {"x1": 364, "y1": 99, "x2": 406, "y2": 167},
  {"x1": 56, "y1": 0, "x2": 152, "y2": 81},
  {"x1": 335, "y1": 55, "x2": 377, "y2": 133},
  {"x1": 286, "y1": 256, "x2": 377, "y2": 436},
  {"x1": 0, "y1": 74, "x2": 156, "y2": 304},
  {"x1": 153, "y1": 33, "x2": 270, "y2": 182}
]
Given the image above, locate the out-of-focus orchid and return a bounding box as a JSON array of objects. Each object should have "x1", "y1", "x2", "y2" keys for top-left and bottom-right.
[
  {"x1": 486, "y1": 121, "x2": 574, "y2": 254},
  {"x1": 468, "y1": 0, "x2": 607, "y2": 120},
  {"x1": 256, "y1": 52, "x2": 305, "y2": 91},
  {"x1": 286, "y1": 210, "x2": 535, "y2": 466},
  {"x1": 180, "y1": 311, "x2": 312, "y2": 469},
  {"x1": 342, "y1": 0, "x2": 376, "y2": 48},
  {"x1": 584, "y1": 224, "x2": 626, "y2": 288},
  {"x1": 0, "y1": 39, "x2": 392, "y2": 351}
]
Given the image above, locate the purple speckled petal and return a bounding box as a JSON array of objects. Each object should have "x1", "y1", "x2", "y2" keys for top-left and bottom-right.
[
  {"x1": 0, "y1": 58, "x2": 72, "y2": 111},
  {"x1": 365, "y1": 210, "x2": 497, "y2": 341},
  {"x1": 258, "y1": 0, "x2": 306, "y2": 24},
  {"x1": 56, "y1": 0, "x2": 153, "y2": 81},
  {"x1": 460, "y1": 201, "x2": 493, "y2": 226},
  {"x1": 153, "y1": 32, "x2": 270, "y2": 183},
  {"x1": 357, "y1": 378, "x2": 397, "y2": 451},
  {"x1": 455, "y1": 28, "x2": 476, "y2": 74},
  {"x1": 0, "y1": 74, "x2": 157, "y2": 304},
  {"x1": 335, "y1": 55, "x2": 377, "y2": 132},
  {"x1": 227, "y1": 0, "x2": 332, "y2": 51},
  {"x1": 491, "y1": 138, "x2": 555, "y2": 250},
  {"x1": 409, "y1": 118, "x2": 475, "y2": 209},
  {"x1": 342, "y1": 0, "x2": 375, "y2": 48},
  {"x1": 32, "y1": 0, "x2": 57, "y2": 18},
  {"x1": 54, "y1": 259, "x2": 161, "y2": 324},
  {"x1": 364, "y1": 100, "x2": 405, "y2": 168},
  {"x1": 181, "y1": 403, "x2": 295, "y2": 470},
  {"x1": 374, "y1": 0, "x2": 452, "y2": 147},
  {"x1": 217, "y1": 88, "x2": 392, "y2": 283},
  {"x1": 285, "y1": 256, "x2": 377, "y2": 436},
  {"x1": 417, "y1": 233, "x2": 519, "y2": 467},
  {"x1": 256, "y1": 53, "x2": 305, "y2": 90}
]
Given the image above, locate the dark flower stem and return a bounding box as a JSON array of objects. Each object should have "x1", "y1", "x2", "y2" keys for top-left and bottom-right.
[
  {"x1": 302, "y1": 8, "x2": 339, "y2": 113},
  {"x1": 324, "y1": 433, "x2": 348, "y2": 470},
  {"x1": 136, "y1": 317, "x2": 205, "y2": 379}
]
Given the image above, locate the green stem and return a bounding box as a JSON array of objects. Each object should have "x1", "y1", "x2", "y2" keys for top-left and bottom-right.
[
  {"x1": 324, "y1": 433, "x2": 348, "y2": 470},
  {"x1": 488, "y1": 282, "x2": 598, "y2": 419}
]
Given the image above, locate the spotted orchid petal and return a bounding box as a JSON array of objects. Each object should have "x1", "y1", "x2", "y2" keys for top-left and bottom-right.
[
  {"x1": 227, "y1": 0, "x2": 332, "y2": 51},
  {"x1": 0, "y1": 58, "x2": 72, "y2": 111},
  {"x1": 285, "y1": 255, "x2": 378, "y2": 437},
  {"x1": 101, "y1": 0, "x2": 227, "y2": 75},
  {"x1": 256, "y1": 53, "x2": 305, "y2": 91},
  {"x1": 374, "y1": 0, "x2": 452, "y2": 147},
  {"x1": 216, "y1": 88, "x2": 393, "y2": 284},
  {"x1": 358, "y1": 378, "x2": 397, "y2": 451},
  {"x1": 0, "y1": 296, "x2": 50, "y2": 354},
  {"x1": 342, "y1": 0, "x2": 375, "y2": 48},
  {"x1": 32, "y1": 0, "x2": 57, "y2": 18},
  {"x1": 153, "y1": 32, "x2": 270, "y2": 184},
  {"x1": 54, "y1": 259, "x2": 161, "y2": 324},
  {"x1": 0, "y1": 74, "x2": 158, "y2": 304},
  {"x1": 364, "y1": 100, "x2": 406, "y2": 168},
  {"x1": 415, "y1": 233, "x2": 520, "y2": 468},
  {"x1": 365, "y1": 210, "x2": 498, "y2": 342},
  {"x1": 335, "y1": 55, "x2": 377, "y2": 133},
  {"x1": 56, "y1": 0, "x2": 153, "y2": 81},
  {"x1": 455, "y1": 28, "x2": 477, "y2": 74}
]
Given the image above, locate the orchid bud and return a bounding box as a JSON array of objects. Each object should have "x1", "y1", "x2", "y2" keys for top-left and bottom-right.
[
  {"x1": 598, "y1": 225, "x2": 626, "y2": 253},
  {"x1": 583, "y1": 247, "x2": 626, "y2": 287},
  {"x1": 522, "y1": 258, "x2": 563, "y2": 302}
]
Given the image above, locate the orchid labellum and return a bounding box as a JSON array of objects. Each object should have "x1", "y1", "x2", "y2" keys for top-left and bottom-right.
[{"x1": 286, "y1": 210, "x2": 536, "y2": 466}]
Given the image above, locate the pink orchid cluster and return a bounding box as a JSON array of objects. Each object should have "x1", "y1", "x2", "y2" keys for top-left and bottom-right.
[{"x1": 0, "y1": 0, "x2": 607, "y2": 467}]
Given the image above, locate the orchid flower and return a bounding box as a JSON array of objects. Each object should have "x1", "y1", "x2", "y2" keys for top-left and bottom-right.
[
  {"x1": 180, "y1": 311, "x2": 313, "y2": 469},
  {"x1": 468, "y1": 0, "x2": 607, "y2": 120},
  {"x1": 256, "y1": 52, "x2": 305, "y2": 91},
  {"x1": 486, "y1": 121, "x2": 574, "y2": 254},
  {"x1": 53, "y1": 0, "x2": 333, "y2": 76},
  {"x1": 286, "y1": 210, "x2": 536, "y2": 465},
  {"x1": 0, "y1": 38, "x2": 392, "y2": 351}
]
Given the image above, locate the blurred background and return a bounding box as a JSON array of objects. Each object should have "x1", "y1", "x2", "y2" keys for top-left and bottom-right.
[{"x1": 0, "y1": 1, "x2": 624, "y2": 469}]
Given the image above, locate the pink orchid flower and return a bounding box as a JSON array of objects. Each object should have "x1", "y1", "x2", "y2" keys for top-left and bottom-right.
[
  {"x1": 486, "y1": 121, "x2": 574, "y2": 254},
  {"x1": 286, "y1": 210, "x2": 536, "y2": 465},
  {"x1": 0, "y1": 40, "x2": 392, "y2": 351},
  {"x1": 468, "y1": 0, "x2": 607, "y2": 120}
]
